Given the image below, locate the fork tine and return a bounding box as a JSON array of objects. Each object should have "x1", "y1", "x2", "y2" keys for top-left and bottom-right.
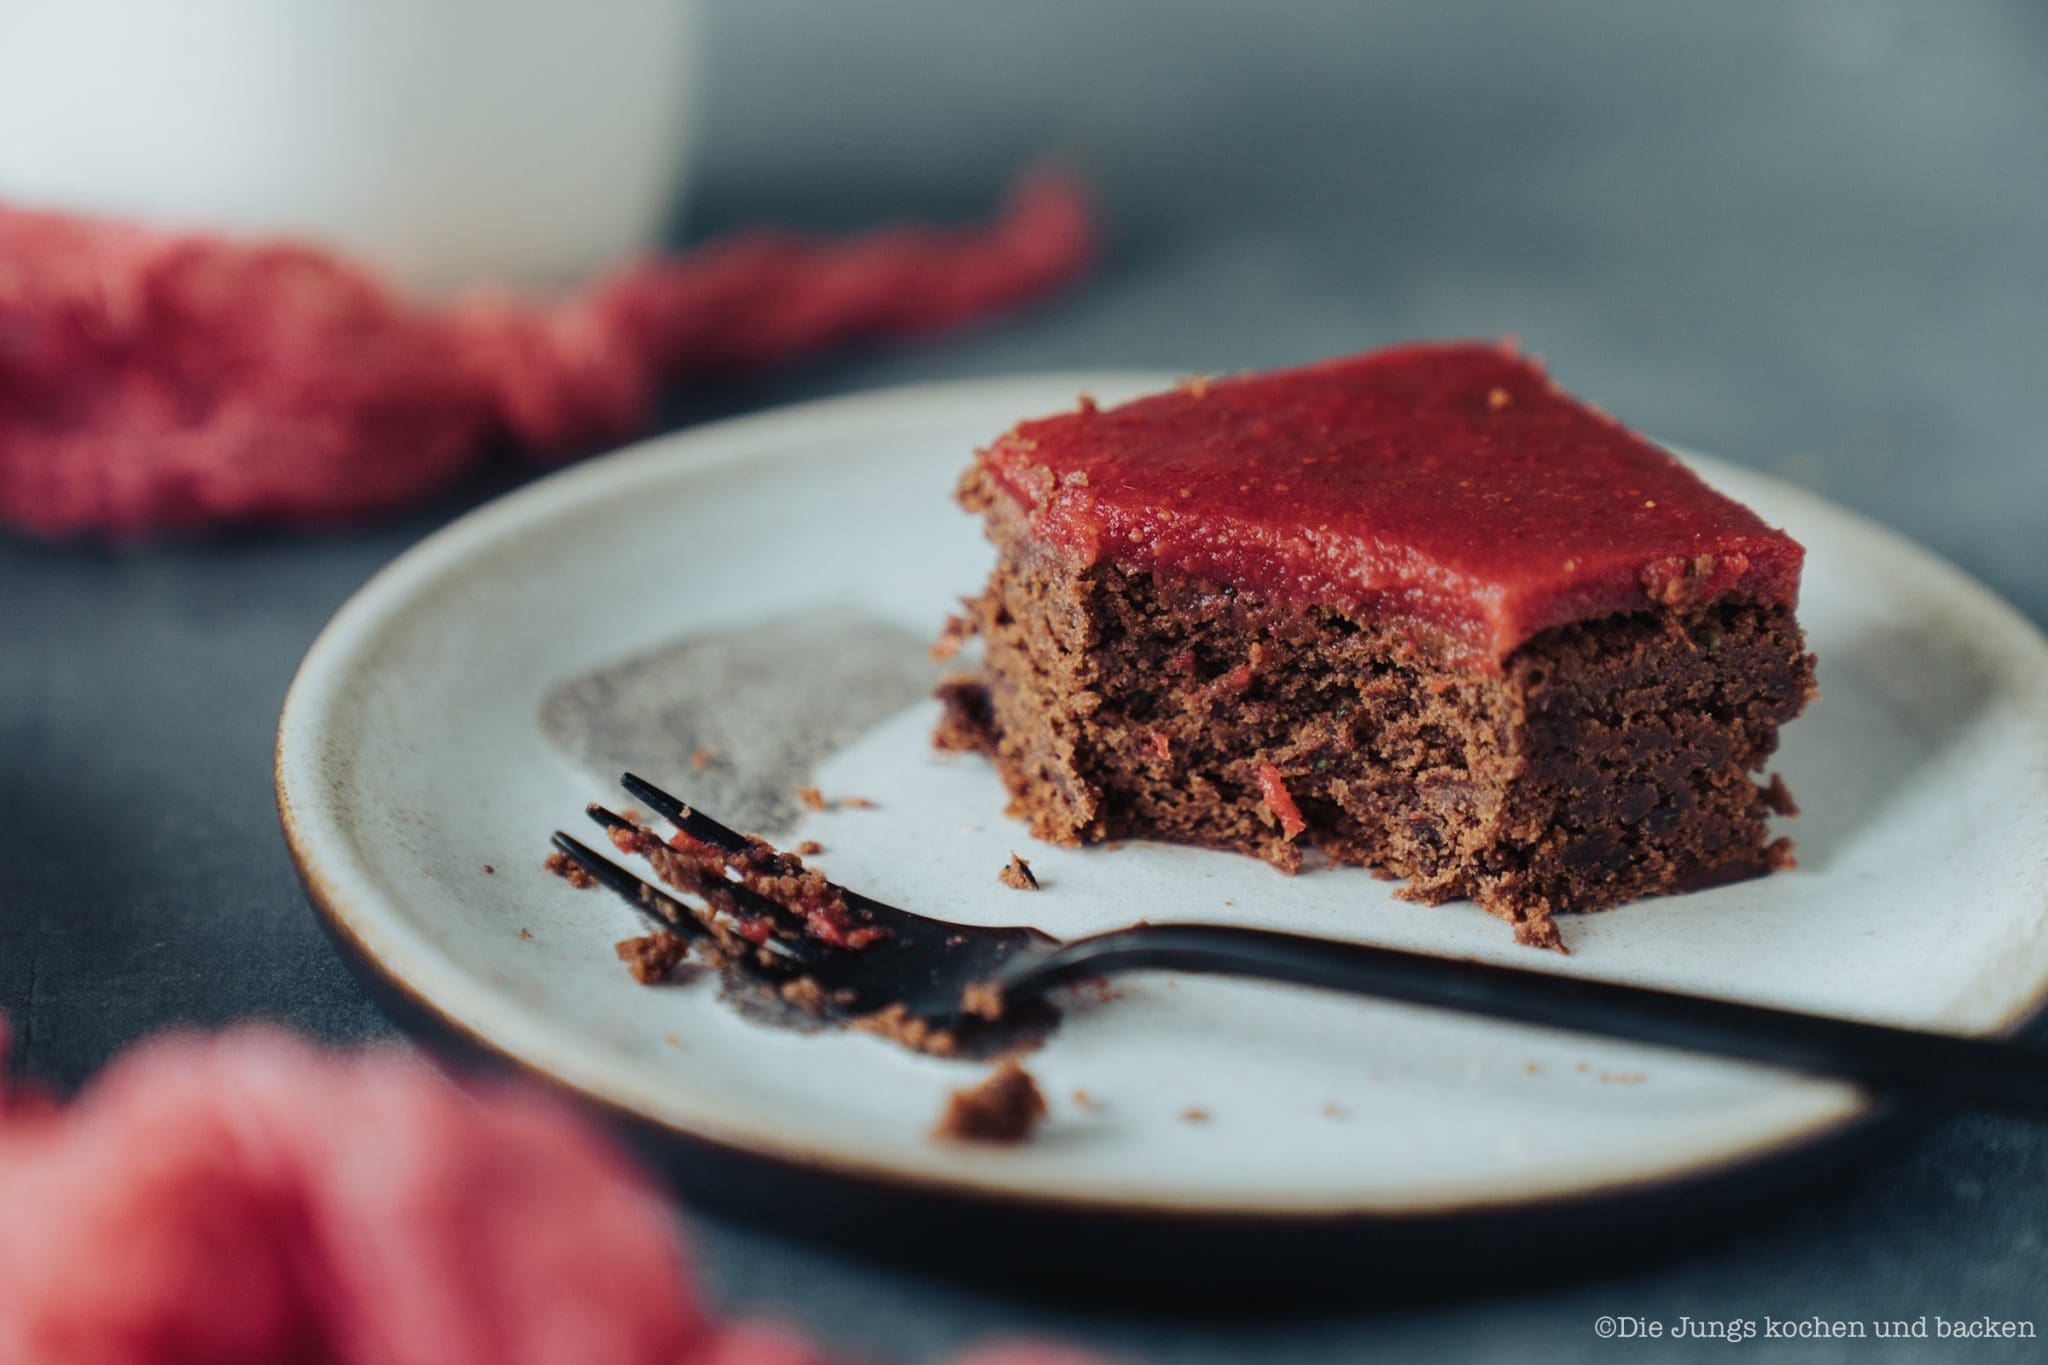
[
  {"x1": 553, "y1": 829, "x2": 814, "y2": 983},
  {"x1": 616, "y1": 772, "x2": 922, "y2": 931},
  {"x1": 548, "y1": 832, "x2": 700, "y2": 937},
  {"x1": 585, "y1": 804, "x2": 829, "y2": 958},
  {"x1": 620, "y1": 772, "x2": 750, "y2": 854}
]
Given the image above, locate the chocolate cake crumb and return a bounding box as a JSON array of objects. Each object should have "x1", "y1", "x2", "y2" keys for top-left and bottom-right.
[
  {"x1": 1515, "y1": 916, "x2": 1568, "y2": 955},
  {"x1": 794, "y1": 840, "x2": 825, "y2": 856},
  {"x1": 1320, "y1": 1101, "x2": 1346, "y2": 1119},
  {"x1": 851, "y1": 1004, "x2": 960, "y2": 1057},
  {"x1": 1180, "y1": 1107, "x2": 1210, "y2": 1124},
  {"x1": 616, "y1": 931, "x2": 687, "y2": 984},
  {"x1": 1072, "y1": 1088, "x2": 1098, "y2": 1109},
  {"x1": 930, "y1": 613, "x2": 975, "y2": 661},
  {"x1": 690, "y1": 747, "x2": 716, "y2": 771},
  {"x1": 792, "y1": 787, "x2": 878, "y2": 814},
  {"x1": 779, "y1": 976, "x2": 830, "y2": 1012},
  {"x1": 519, "y1": 928, "x2": 533, "y2": 941},
  {"x1": 959, "y1": 979, "x2": 1007, "y2": 1022},
  {"x1": 998, "y1": 853, "x2": 1040, "y2": 890},
  {"x1": 1763, "y1": 772, "x2": 1800, "y2": 817},
  {"x1": 933, "y1": 1060, "x2": 1048, "y2": 1143},
  {"x1": 483, "y1": 864, "x2": 496, "y2": 875},
  {"x1": 932, "y1": 676, "x2": 999, "y2": 753},
  {"x1": 543, "y1": 850, "x2": 596, "y2": 889}
]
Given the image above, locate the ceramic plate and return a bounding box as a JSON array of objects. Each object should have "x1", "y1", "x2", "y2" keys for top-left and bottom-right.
[{"x1": 277, "y1": 374, "x2": 2048, "y2": 1262}]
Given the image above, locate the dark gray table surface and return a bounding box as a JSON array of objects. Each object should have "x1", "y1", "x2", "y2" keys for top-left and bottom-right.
[{"x1": 5, "y1": 2, "x2": 2045, "y2": 1359}]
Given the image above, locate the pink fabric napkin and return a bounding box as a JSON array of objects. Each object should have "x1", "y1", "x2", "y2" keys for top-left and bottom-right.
[
  {"x1": 0, "y1": 173, "x2": 1091, "y2": 538},
  {"x1": 0, "y1": 1021, "x2": 1100, "y2": 1365}
]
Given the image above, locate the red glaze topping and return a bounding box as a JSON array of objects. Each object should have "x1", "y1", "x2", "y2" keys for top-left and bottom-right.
[{"x1": 980, "y1": 342, "x2": 1803, "y2": 666}]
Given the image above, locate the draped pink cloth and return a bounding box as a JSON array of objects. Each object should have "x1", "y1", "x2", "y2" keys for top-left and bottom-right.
[
  {"x1": 0, "y1": 174, "x2": 1091, "y2": 537},
  {"x1": 0, "y1": 1023, "x2": 1098, "y2": 1365}
]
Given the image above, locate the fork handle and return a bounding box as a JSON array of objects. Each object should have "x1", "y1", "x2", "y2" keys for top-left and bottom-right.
[{"x1": 1013, "y1": 923, "x2": 2048, "y2": 1115}]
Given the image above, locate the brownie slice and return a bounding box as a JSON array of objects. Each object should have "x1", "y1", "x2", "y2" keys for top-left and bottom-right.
[{"x1": 935, "y1": 343, "x2": 1816, "y2": 948}]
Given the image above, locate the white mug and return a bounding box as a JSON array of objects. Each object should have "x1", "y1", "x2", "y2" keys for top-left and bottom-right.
[{"x1": 0, "y1": 0, "x2": 704, "y2": 294}]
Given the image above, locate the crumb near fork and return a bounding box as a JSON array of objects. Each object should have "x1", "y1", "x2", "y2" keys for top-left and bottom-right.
[
  {"x1": 615, "y1": 931, "x2": 687, "y2": 984},
  {"x1": 998, "y1": 853, "x2": 1039, "y2": 890},
  {"x1": 543, "y1": 850, "x2": 596, "y2": 889},
  {"x1": 933, "y1": 1060, "x2": 1048, "y2": 1143}
]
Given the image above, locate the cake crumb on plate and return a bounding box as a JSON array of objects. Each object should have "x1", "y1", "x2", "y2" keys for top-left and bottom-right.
[
  {"x1": 543, "y1": 850, "x2": 596, "y2": 889},
  {"x1": 933, "y1": 1060, "x2": 1047, "y2": 1143},
  {"x1": 615, "y1": 931, "x2": 687, "y2": 984},
  {"x1": 796, "y1": 787, "x2": 878, "y2": 812}
]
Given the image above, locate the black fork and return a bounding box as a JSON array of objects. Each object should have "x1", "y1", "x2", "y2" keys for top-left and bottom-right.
[{"x1": 552, "y1": 773, "x2": 2048, "y2": 1115}]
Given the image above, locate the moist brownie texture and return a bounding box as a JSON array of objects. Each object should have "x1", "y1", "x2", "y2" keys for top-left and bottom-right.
[{"x1": 936, "y1": 343, "x2": 1816, "y2": 947}]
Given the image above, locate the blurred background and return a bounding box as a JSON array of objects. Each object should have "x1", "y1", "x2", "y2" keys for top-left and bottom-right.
[
  {"x1": 4, "y1": 1, "x2": 2046, "y2": 1360},
  {"x1": 676, "y1": 0, "x2": 2043, "y2": 610}
]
